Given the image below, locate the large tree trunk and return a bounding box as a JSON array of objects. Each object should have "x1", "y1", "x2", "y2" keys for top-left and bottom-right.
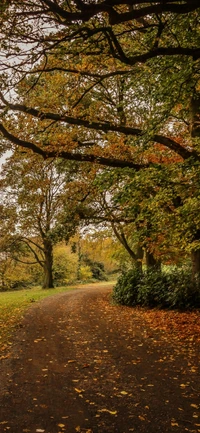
[
  {"x1": 190, "y1": 89, "x2": 200, "y2": 282},
  {"x1": 191, "y1": 249, "x2": 200, "y2": 281},
  {"x1": 146, "y1": 250, "x2": 161, "y2": 272},
  {"x1": 42, "y1": 240, "x2": 54, "y2": 288},
  {"x1": 135, "y1": 244, "x2": 144, "y2": 272}
]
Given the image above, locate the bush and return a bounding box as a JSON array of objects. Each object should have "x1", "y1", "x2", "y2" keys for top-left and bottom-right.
[
  {"x1": 166, "y1": 269, "x2": 200, "y2": 309},
  {"x1": 112, "y1": 268, "x2": 142, "y2": 306},
  {"x1": 112, "y1": 267, "x2": 200, "y2": 310},
  {"x1": 82, "y1": 254, "x2": 108, "y2": 281},
  {"x1": 137, "y1": 270, "x2": 169, "y2": 308},
  {"x1": 79, "y1": 265, "x2": 92, "y2": 281}
]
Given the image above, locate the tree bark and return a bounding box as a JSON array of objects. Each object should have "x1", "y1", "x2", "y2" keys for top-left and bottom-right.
[
  {"x1": 42, "y1": 240, "x2": 54, "y2": 289},
  {"x1": 191, "y1": 249, "x2": 200, "y2": 281},
  {"x1": 146, "y1": 250, "x2": 161, "y2": 272},
  {"x1": 190, "y1": 88, "x2": 200, "y2": 281},
  {"x1": 135, "y1": 244, "x2": 144, "y2": 271},
  {"x1": 190, "y1": 91, "x2": 200, "y2": 138}
]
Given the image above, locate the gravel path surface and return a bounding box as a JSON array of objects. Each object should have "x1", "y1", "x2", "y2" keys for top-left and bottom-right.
[{"x1": 0, "y1": 285, "x2": 199, "y2": 433}]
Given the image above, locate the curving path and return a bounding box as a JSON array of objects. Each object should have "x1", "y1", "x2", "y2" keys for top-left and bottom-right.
[{"x1": 0, "y1": 285, "x2": 199, "y2": 433}]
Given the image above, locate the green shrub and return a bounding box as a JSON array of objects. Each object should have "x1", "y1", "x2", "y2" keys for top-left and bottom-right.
[
  {"x1": 166, "y1": 269, "x2": 200, "y2": 309},
  {"x1": 112, "y1": 268, "x2": 142, "y2": 306},
  {"x1": 113, "y1": 267, "x2": 200, "y2": 310},
  {"x1": 82, "y1": 255, "x2": 108, "y2": 281},
  {"x1": 137, "y1": 270, "x2": 169, "y2": 308}
]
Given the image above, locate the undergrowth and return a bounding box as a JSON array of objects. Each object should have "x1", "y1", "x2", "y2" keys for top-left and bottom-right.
[{"x1": 113, "y1": 267, "x2": 200, "y2": 310}]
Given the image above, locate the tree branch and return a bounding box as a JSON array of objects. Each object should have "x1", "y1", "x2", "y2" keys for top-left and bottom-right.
[
  {"x1": 0, "y1": 123, "x2": 144, "y2": 170},
  {"x1": 33, "y1": 1, "x2": 200, "y2": 25},
  {"x1": 111, "y1": 221, "x2": 137, "y2": 261},
  {"x1": 0, "y1": 93, "x2": 197, "y2": 161}
]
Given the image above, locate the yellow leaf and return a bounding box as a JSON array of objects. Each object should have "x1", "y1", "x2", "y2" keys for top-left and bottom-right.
[
  {"x1": 98, "y1": 409, "x2": 117, "y2": 415},
  {"x1": 171, "y1": 422, "x2": 179, "y2": 427},
  {"x1": 74, "y1": 388, "x2": 84, "y2": 393},
  {"x1": 57, "y1": 424, "x2": 65, "y2": 428},
  {"x1": 191, "y1": 404, "x2": 199, "y2": 409},
  {"x1": 120, "y1": 391, "x2": 128, "y2": 395},
  {"x1": 138, "y1": 416, "x2": 145, "y2": 421}
]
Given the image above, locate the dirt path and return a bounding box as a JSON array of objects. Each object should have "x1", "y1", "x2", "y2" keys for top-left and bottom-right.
[{"x1": 0, "y1": 285, "x2": 199, "y2": 433}]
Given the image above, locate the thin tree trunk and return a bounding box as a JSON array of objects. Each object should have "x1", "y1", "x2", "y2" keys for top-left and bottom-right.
[{"x1": 77, "y1": 239, "x2": 81, "y2": 281}]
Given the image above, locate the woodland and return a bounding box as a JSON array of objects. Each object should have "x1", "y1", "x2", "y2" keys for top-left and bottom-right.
[{"x1": 0, "y1": 1, "x2": 200, "y2": 308}]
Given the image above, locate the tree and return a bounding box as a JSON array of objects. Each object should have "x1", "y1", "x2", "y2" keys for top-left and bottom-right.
[
  {"x1": 0, "y1": 1, "x2": 200, "y2": 276},
  {"x1": 0, "y1": 153, "x2": 79, "y2": 288}
]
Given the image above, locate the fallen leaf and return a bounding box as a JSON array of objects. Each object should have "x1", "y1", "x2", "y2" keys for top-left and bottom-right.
[
  {"x1": 98, "y1": 409, "x2": 117, "y2": 415},
  {"x1": 74, "y1": 388, "x2": 84, "y2": 393}
]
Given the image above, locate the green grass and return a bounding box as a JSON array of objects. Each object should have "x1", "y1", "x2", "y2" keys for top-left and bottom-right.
[{"x1": 0, "y1": 285, "x2": 75, "y2": 357}]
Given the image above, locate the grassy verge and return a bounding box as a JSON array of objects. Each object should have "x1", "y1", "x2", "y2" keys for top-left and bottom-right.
[{"x1": 0, "y1": 286, "x2": 75, "y2": 358}]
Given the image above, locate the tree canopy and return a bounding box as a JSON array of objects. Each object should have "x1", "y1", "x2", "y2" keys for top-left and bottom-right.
[
  {"x1": 0, "y1": 1, "x2": 200, "y2": 285},
  {"x1": 0, "y1": 1, "x2": 199, "y2": 165}
]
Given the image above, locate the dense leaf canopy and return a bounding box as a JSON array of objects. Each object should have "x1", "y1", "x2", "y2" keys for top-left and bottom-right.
[{"x1": 0, "y1": 1, "x2": 200, "y2": 167}]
